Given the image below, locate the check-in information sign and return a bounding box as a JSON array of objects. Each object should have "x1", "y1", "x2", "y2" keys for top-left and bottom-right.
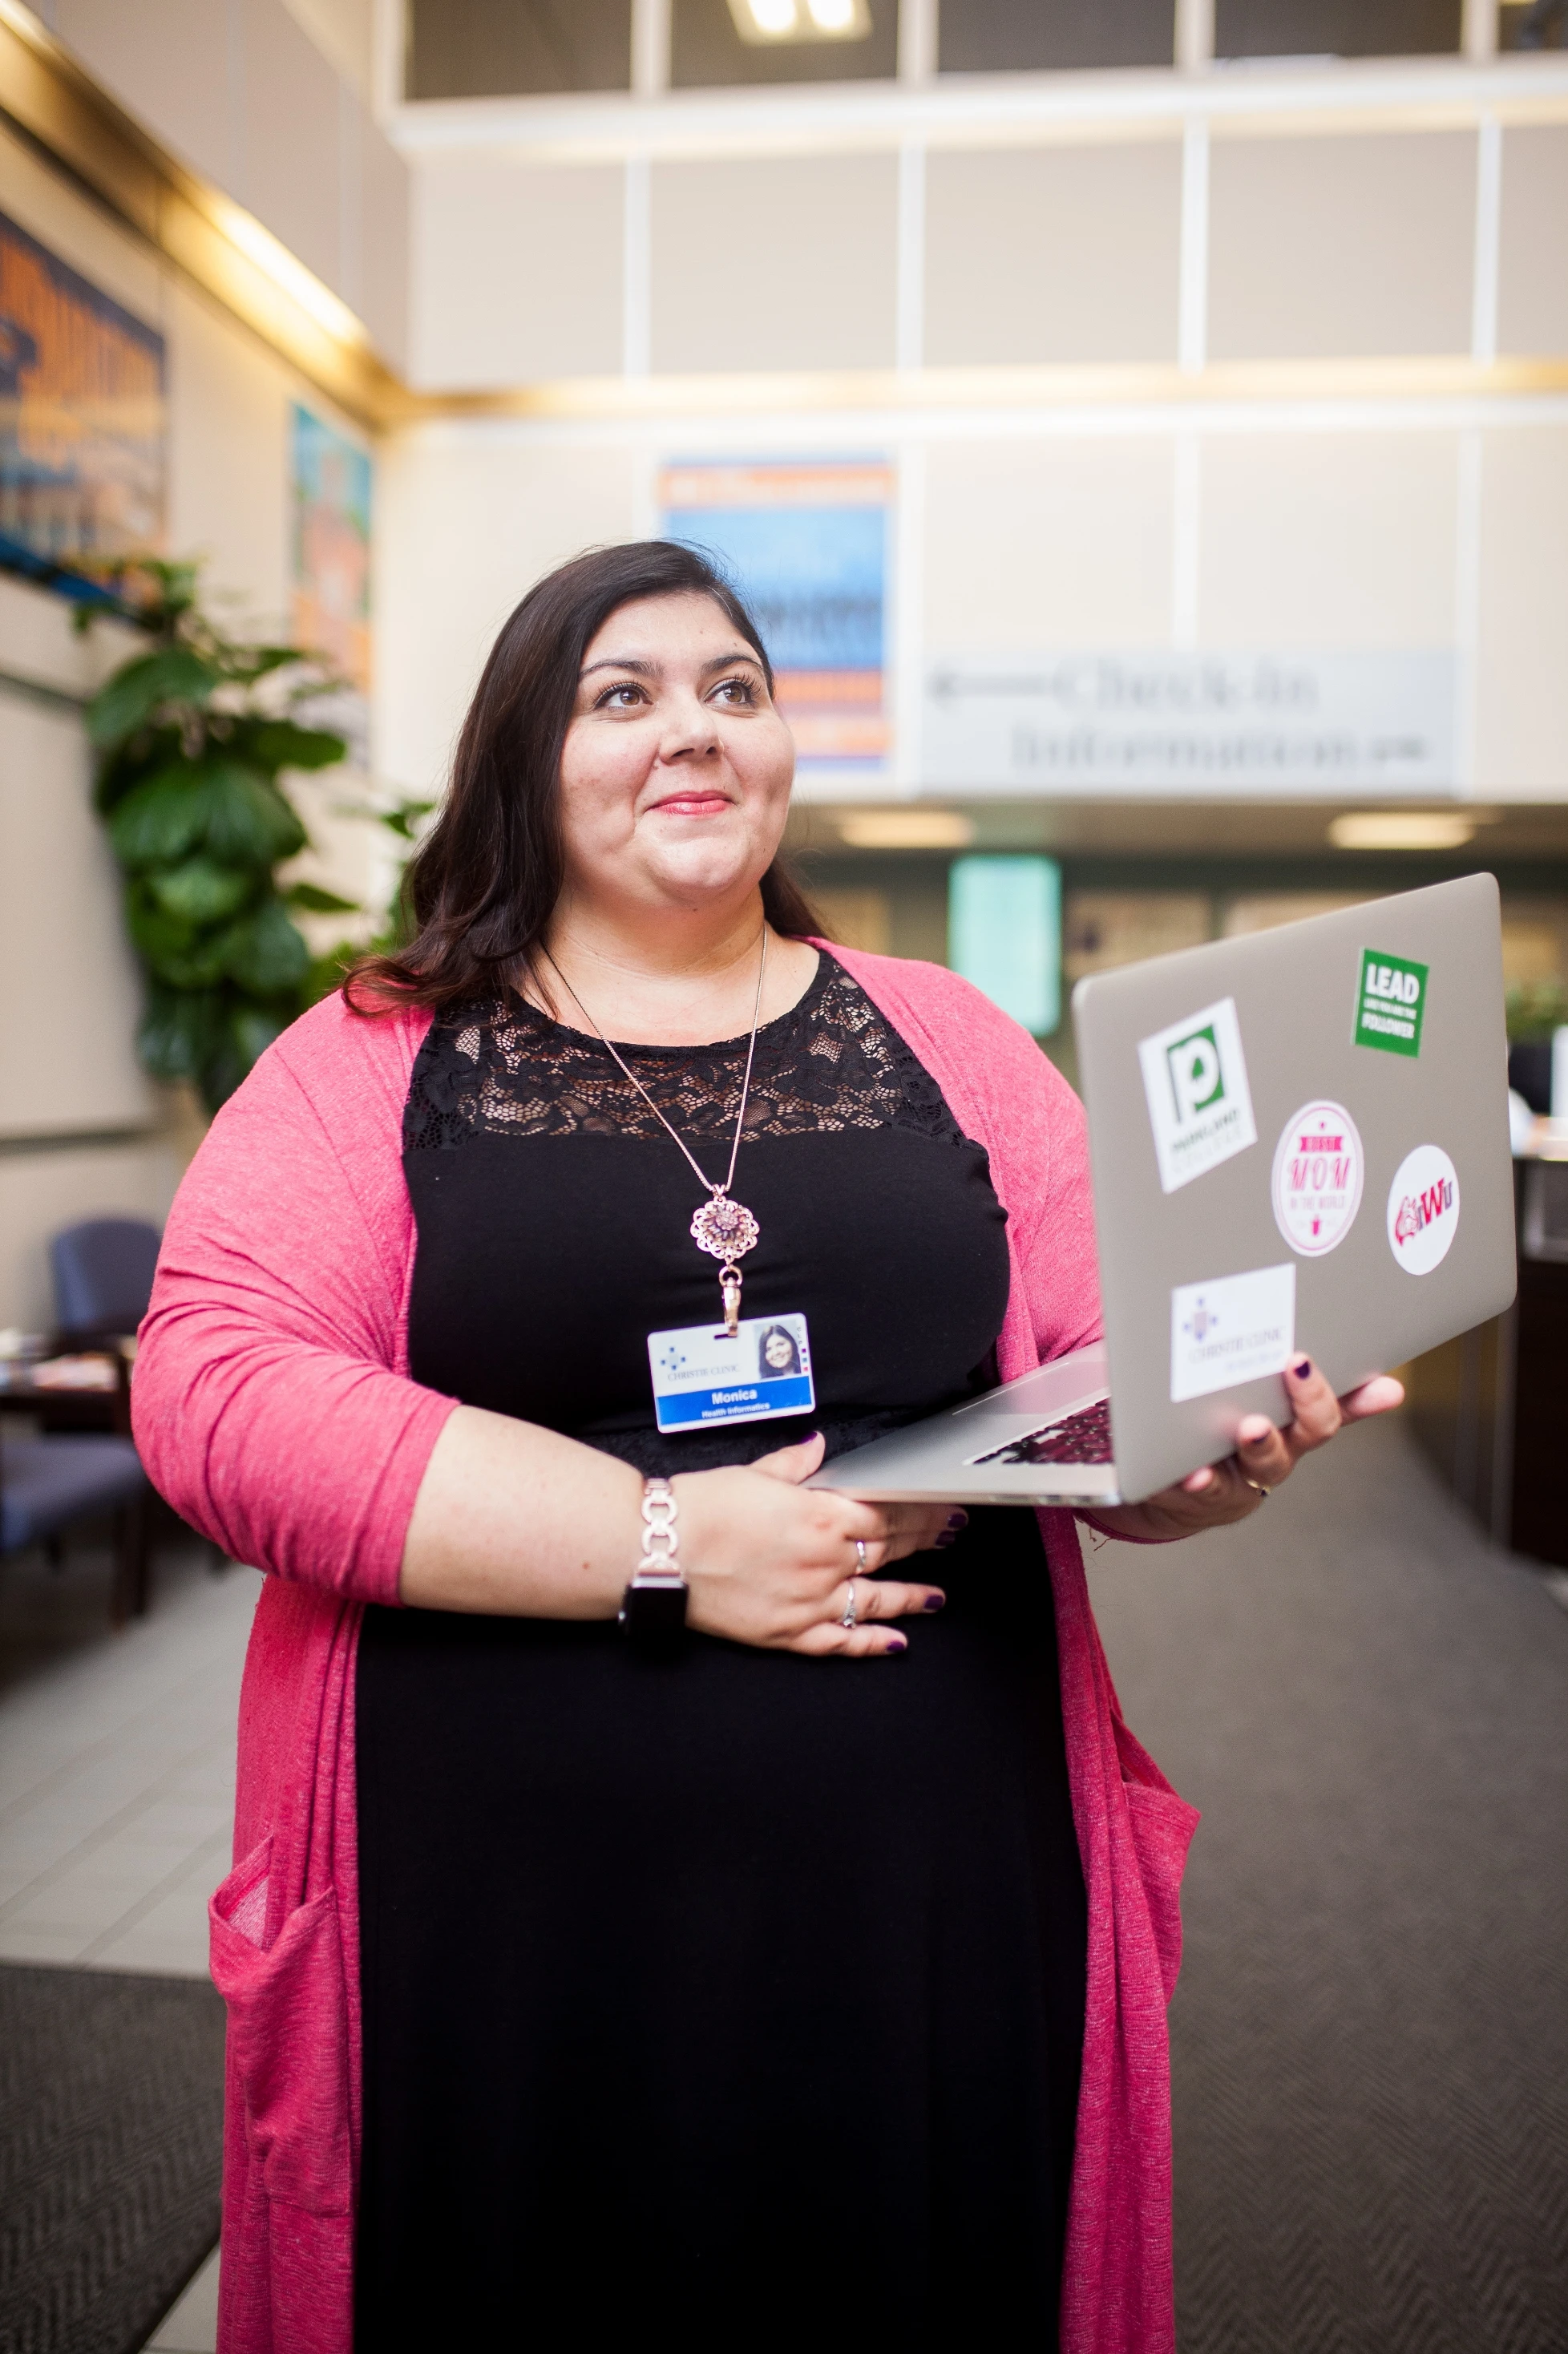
[{"x1": 923, "y1": 649, "x2": 1455, "y2": 795}]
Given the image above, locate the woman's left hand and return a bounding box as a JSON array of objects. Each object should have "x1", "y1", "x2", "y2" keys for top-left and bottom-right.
[{"x1": 1091, "y1": 1357, "x2": 1405, "y2": 1544}]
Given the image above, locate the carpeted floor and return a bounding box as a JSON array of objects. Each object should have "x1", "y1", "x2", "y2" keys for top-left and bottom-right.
[
  {"x1": 1088, "y1": 1414, "x2": 1568, "y2": 2354},
  {"x1": 0, "y1": 1964, "x2": 224, "y2": 2354}
]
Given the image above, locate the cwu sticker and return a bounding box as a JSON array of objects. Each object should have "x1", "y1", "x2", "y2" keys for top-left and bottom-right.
[{"x1": 1385, "y1": 1143, "x2": 1460, "y2": 1275}]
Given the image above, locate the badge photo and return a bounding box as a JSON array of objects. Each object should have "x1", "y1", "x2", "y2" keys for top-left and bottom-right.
[
  {"x1": 1385, "y1": 1144, "x2": 1460, "y2": 1275},
  {"x1": 1271, "y1": 1099, "x2": 1364, "y2": 1257},
  {"x1": 1138, "y1": 996, "x2": 1258, "y2": 1195}
]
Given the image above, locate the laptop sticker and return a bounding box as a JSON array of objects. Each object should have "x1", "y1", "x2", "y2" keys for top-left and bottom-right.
[
  {"x1": 1271, "y1": 1099, "x2": 1364, "y2": 1257},
  {"x1": 1354, "y1": 949, "x2": 1428, "y2": 1058},
  {"x1": 1170, "y1": 1264, "x2": 1296, "y2": 1403},
  {"x1": 1386, "y1": 1144, "x2": 1459, "y2": 1275},
  {"x1": 1138, "y1": 996, "x2": 1258, "y2": 1195}
]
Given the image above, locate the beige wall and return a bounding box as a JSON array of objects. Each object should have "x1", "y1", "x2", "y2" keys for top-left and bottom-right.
[
  {"x1": 410, "y1": 161, "x2": 624, "y2": 391},
  {"x1": 42, "y1": 0, "x2": 409, "y2": 366},
  {"x1": 925, "y1": 141, "x2": 1182, "y2": 368},
  {"x1": 0, "y1": 115, "x2": 374, "y2": 1323},
  {"x1": 652, "y1": 155, "x2": 899, "y2": 375},
  {"x1": 1208, "y1": 131, "x2": 1477, "y2": 361},
  {"x1": 1497, "y1": 125, "x2": 1568, "y2": 356}
]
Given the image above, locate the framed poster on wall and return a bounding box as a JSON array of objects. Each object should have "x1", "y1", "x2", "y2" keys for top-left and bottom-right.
[
  {"x1": 0, "y1": 208, "x2": 165, "y2": 597},
  {"x1": 291, "y1": 404, "x2": 372, "y2": 693},
  {"x1": 659, "y1": 458, "x2": 891, "y2": 777}
]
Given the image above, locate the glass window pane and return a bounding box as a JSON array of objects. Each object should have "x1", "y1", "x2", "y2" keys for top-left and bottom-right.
[
  {"x1": 939, "y1": 0, "x2": 1177, "y2": 74},
  {"x1": 1214, "y1": 1, "x2": 1461, "y2": 58},
  {"x1": 948, "y1": 857, "x2": 1063, "y2": 1037},
  {"x1": 673, "y1": 0, "x2": 898, "y2": 87},
  {"x1": 407, "y1": 0, "x2": 632, "y2": 99},
  {"x1": 1500, "y1": 2, "x2": 1568, "y2": 48}
]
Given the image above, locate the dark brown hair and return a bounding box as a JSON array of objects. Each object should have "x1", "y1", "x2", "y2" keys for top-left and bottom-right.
[{"x1": 346, "y1": 540, "x2": 819, "y2": 1014}]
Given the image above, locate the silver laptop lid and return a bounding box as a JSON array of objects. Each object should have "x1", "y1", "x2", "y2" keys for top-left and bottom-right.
[{"x1": 1073, "y1": 872, "x2": 1517, "y2": 1503}]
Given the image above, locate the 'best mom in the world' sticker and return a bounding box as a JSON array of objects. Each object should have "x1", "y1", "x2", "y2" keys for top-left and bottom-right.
[{"x1": 1271, "y1": 1099, "x2": 1364, "y2": 1257}]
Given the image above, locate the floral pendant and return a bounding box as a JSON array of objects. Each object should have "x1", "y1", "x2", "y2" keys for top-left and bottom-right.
[{"x1": 690, "y1": 1190, "x2": 760, "y2": 1335}]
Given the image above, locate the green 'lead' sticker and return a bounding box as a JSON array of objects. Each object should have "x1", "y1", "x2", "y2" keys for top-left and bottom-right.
[{"x1": 1354, "y1": 948, "x2": 1428, "y2": 1058}]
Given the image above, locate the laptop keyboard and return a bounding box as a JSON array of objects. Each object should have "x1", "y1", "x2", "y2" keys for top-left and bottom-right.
[{"x1": 971, "y1": 1396, "x2": 1113, "y2": 1468}]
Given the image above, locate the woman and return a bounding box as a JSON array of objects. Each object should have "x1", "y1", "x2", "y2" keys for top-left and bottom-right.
[{"x1": 133, "y1": 542, "x2": 1400, "y2": 2354}]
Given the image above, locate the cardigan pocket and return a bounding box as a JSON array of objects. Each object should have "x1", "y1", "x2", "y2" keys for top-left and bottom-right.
[
  {"x1": 210, "y1": 1836, "x2": 352, "y2": 2218},
  {"x1": 1113, "y1": 1719, "x2": 1201, "y2": 2007}
]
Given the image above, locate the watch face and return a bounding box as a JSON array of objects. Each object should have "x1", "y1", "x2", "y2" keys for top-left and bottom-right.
[{"x1": 620, "y1": 1574, "x2": 690, "y2": 1655}]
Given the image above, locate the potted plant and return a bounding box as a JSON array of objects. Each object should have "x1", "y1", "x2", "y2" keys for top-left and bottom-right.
[{"x1": 81, "y1": 560, "x2": 358, "y2": 1113}]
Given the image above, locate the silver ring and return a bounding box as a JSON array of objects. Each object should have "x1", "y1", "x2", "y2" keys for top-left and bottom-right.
[
  {"x1": 841, "y1": 1579, "x2": 858, "y2": 1630},
  {"x1": 855, "y1": 1539, "x2": 867, "y2": 1571}
]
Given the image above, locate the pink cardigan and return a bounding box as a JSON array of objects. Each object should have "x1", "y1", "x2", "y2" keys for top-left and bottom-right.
[{"x1": 132, "y1": 946, "x2": 1198, "y2": 2354}]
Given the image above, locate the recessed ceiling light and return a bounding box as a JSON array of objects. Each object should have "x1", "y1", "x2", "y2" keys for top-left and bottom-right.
[
  {"x1": 1328, "y1": 812, "x2": 1488, "y2": 851},
  {"x1": 727, "y1": 0, "x2": 870, "y2": 42},
  {"x1": 836, "y1": 811, "x2": 976, "y2": 850}
]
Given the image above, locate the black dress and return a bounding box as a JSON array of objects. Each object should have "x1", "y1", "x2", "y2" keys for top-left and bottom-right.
[{"x1": 354, "y1": 956, "x2": 1087, "y2": 2350}]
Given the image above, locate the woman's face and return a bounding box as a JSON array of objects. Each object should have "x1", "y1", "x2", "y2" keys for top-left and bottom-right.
[
  {"x1": 764, "y1": 1331, "x2": 794, "y2": 1370},
  {"x1": 556, "y1": 592, "x2": 795, "y2": 924}
]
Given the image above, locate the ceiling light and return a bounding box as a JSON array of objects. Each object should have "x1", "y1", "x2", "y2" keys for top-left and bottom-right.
[
  {"x1": 727, "y1": 0, "x2": 871, "y2": 42},
  {"x1": 837, "y1": 811, "x2": 976, "y2": 851},
  {"x1": 1328, "y1": 813, "x2": 1480, "y2": 851}
]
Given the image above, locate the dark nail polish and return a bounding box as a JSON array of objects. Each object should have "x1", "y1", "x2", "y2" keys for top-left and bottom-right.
[
  {"x1": 1294, "y1": 1358, "x2": 1312, "y2": 1378},
  {"x1": 934, "y1": 1530, "x2": 956, "y2": 1549},
  {"x1": 946, "y1": 1510, "x2": 968, "y2": 1530},
  {"x1": 924, "y1": 1592, "x2": 947, "y2": 1612},
  {"x1": 885, "y1": 1635, "x2": 907, "y2": 1653}
]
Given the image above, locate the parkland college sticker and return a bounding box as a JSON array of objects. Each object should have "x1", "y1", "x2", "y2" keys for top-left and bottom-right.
[
  {"x1": 1271, "y1": 1099, "x2": 1364, "y2": 1257},
  {"x1": 1386, "y1": 1143, "x2": 1460, "y2": 1275},
  {"x1": 1138, "y1": 996, "x2": 1257, "y2": 1195}
]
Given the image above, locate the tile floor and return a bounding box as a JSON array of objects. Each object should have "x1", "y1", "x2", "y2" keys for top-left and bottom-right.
[{"x1": 0, "y1": 1536, "x2": 259, "y2": 1976}]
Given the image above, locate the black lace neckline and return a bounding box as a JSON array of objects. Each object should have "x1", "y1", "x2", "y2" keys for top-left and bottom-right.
[{"x1": 403, "y1": 952, "x2": 967, "y2": 1153}]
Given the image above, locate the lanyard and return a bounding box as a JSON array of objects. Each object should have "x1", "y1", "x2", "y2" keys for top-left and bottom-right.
[{"x1": 542, "y1": 929, "x2": 769, "y2": 1335}]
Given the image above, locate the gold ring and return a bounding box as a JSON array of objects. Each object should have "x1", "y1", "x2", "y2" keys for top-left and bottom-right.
[{"x1": 1243, "y1": 1477, "x2": 1271, "y2": 1499}]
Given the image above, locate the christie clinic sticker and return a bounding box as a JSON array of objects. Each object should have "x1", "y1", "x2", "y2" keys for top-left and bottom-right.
[
  {"x1": 1386, "y1": 1143, "x2": 1460, "y2": 1276},
  {"x1": 1271, "y1": 1099, "x2": 1364, "y2": 1257},
  {"x1": 1170, "y1": 1263, "x2": 1296, "y2": 1403},
  {"x1": 1138, "y1": 996, "x2": 1257, "y2": 1195}
]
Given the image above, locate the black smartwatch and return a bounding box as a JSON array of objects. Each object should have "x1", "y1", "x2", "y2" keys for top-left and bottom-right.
[{"x1": 619, "y1": 1477, "x2": 689, "y2": 1653}]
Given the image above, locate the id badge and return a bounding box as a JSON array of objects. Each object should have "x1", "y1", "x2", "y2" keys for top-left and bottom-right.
[{"x1": 648, "y1": 1311, "x2": 815, "y2": 1435}]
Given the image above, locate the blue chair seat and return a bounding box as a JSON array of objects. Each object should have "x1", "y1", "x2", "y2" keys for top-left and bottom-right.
[{"x1": 1, "y1": 1434, "x2": 147, "y2": 1555}]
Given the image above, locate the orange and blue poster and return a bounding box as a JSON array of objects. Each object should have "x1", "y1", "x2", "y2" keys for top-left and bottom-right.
[
  {"x1": 0, "y1": 208, "x2": 164, "y2": 596},
  {"x1": 291, "y1": 404, "x2": 372, "y2": 692},
  {"x1": 659, "y1": 458, "x2": 891, "y2": 774}
]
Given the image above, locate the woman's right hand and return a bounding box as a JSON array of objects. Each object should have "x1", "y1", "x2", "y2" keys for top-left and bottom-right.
[{"x1": 673, "y1": 1433, "x2": 955, "y2": 1658}]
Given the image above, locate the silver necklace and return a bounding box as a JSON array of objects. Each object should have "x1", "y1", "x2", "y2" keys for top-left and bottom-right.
[{"x1": 542, "y1": 928, "x2": 770, "y2": 1336}]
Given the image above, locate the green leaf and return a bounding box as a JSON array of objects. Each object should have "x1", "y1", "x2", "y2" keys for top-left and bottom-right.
[
  {"x1": 380, "y1": 799, "x2": 437, "y2": 839},
  {"x1": 148, "y1": 857, "x2": 255, "y2": 925},
  {"x1": 231, "y1": 716, "x2": 348, "y2": 775},
  {"x1": 138, "y1": 985, "x2": 225, "y2": 1085},
  {"x1": 220, "y1": 896, "x2": 310, "y2": 994},
  {"x1": 204, "y1": 764, "x2": 307, "y2": 866},
  {"x1": 87, "y1": 647, "x2": 219, "y2": 748},
  {"x1": 93, "y1": 725, "x2": 184, "y2": 817},
  {"x1": 285, "y1": 880, "x2": 359, "y2": 913},
  {"x1": 107, "y1": 765, "x2": 219, "y2": 869},
  {"x1": 125, "y1": 881, "x2": 230, "y2": 989}
]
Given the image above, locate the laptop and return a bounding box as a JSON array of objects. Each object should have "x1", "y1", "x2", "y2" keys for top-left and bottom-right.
[{"x1": 810, "y1": 874, "x2": 1517, "y2": 1509}]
